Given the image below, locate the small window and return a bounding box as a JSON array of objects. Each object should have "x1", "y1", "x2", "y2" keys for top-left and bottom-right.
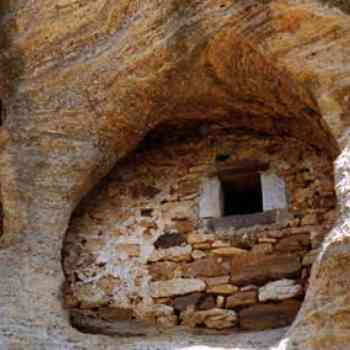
[
  {"x1": 221, "y1": 172, "x2": 263, "y2": 216},
  {"x1": 199, "y1": 165, "x2": 287, "y2": 228}
]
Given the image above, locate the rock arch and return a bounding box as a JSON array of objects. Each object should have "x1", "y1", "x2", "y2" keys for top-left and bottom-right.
[{"x1": 0, "y1": 1, "x2": 349, "y2": 349}]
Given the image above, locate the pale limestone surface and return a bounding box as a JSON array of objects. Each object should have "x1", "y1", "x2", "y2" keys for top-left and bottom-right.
[
  {"x1": 258, "y1": 280, "x2": 302, "y2": 302},
  {"x1": 0, "y1": 0, "x2": 350, "y2": 349}
]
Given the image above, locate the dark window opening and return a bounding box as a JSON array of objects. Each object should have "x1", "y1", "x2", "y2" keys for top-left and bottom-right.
[{"x1": 221, "y1": 172, "x2": 263, "y2": 216}]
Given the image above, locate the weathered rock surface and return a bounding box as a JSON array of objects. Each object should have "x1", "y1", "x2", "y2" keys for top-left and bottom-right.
[
  {"x1": 182, "y1": 308, "x2": 238, "y2": 330},
  {"x1": 206, "y1": 284, "x2": 239, "y2": 295},
  {"x1": 240, "y1": 300, "x2": 302, "y2": 331},
  {"x1": 150, "y1": 279, "x2": 206, "y2": 298},
  {"x1": 259, "y1": 279, "x2": 303, "y2": 302},
  {"x1": 184, "y1": 257, "x2": 231, "y2": 277},
  {"x1": 0, "y1": 0, "x2": 350, "y2": 349},
  {"x1": 226, "y1": 291, "x2": 258, "y2": 309},
  {"x1": 149, "y1": 245, "x2": 192, "y2": 263},
  {"x1": 231, "y1": 253, "x2": 302, "y2": 286}
]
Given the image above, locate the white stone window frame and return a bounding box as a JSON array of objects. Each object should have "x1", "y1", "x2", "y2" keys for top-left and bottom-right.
[{"x1": 199, "y1": 171, "x2": 288, "y2": 219}]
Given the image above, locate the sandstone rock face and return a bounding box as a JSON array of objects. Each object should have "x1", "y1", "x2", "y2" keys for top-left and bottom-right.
[{"x1": 0, "y1": 0, "x2": 350, "y2": 349}]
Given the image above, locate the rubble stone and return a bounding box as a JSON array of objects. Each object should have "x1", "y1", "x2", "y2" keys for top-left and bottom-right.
[
  {"x1": 182, "y1": 308, "x2": 237, "y2": 329},
  {"x1": 239, "y1": 300, "x2": 301, "y2": 330},
  {"x1": 184, "y1": 257, "x2": 231, "y2": 277},
  {"x1": 226, "y1": 291, "x2": 257, "y2": 309},
  {"x1": 212, "y1": 247, "x2": 248, "y2": 256},
  {"x1": 258, "y1": 279, "x2": 303, "y2": 302},
  {"x1": 231, "y1": 253, "x2": 301, "y2": 286},
  {"x1": 149, "y1": 245, "x2": 192, "y2": 263},
  {"x1": 150, "y1": 279, "x2": 206, "y2": 298},
  {"x1": 207, "y1": 284, "x2": 239, "y2": 295}
]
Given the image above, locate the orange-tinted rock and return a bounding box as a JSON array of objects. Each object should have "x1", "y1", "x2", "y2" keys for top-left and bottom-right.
[{"x1": 226, "y1": 291, "x2": 257, "y2": 309}]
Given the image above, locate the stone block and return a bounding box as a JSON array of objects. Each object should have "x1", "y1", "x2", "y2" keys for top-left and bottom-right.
[
  {"x1": 114, "y1": 243, "x2": 140, "y2": 257},
  {"x1": 181, "y1": 308, "x2": 237, "y2": 329},
  {"x1": 251, "y1": 243, "x2": 274, "y2": 254},
  {"x1": 261, "y1": 173, "x2": 287, "y2": 211},
  {"x1": 226, "y1": 291, "x2": 257, "y2": 309},
  {"x1": 193, "y1": 243, "x2": 212, "y2": 249},
  {"x1": 240, "y1": 284, "x2": 258, "y2": 292},
  {"x1": 198, "y1": 295, "x2": 216, "y2": 310},
  {"x1": 212, "y1": 247, "x2": 248, "y2": 256},
  {"x1": 275, "y1": 234, "x2": 310, "y2": 252},
  {"x1": 207, "y1": 284, "x2": 239, "y2": 294},
  {"x1": 150, "y1": 278, "x2": 206, "y2": 298},
  {"x1": 184, "y1": 257, "x2": 231, "y2": 277},
  {"x1": 154, "y1": 233, "x2": 186, "y2": 249},
  {"x1": 187, "y1": 233, "x2": 215, "y2": 244},
  {"x1": 192, "y1": 250, "x2": 207, "y2": 259},
  {"x1": 258, "y1": 237, "x2": 277, "y2": 244},
  {"x1": 149, "y1": 245, "x2": 192, "y2": 262},
  {"x1": 216, "y1": 296, "x2": 225, "y2": 308},
  {"x1": 211, "y1": 240, "x2": 231, "y2": 248},
  {"x1": 98, "y1": 307, "x2": 133, "y2": 321},
  {"x1": 209, "y1": 210, "x2": 276, "y2": 231},
  {"x1": 204, "y1": 275, "x2": 230, "y2": 287},
  {"x1": 174, "y1": 293, "x2": 203, "y2": 312},
  {"x1": 199, "y1": 176, "x2": 223, "y2": 218},
  {"x1": 239, "y1": 300, "x2": 301, "y2": 330},
  {"x1": 231, "y1": 253, "x2": 301, "y2": 286},
  {"x1": 174, "y1": 220, "x2": 195, "y2": 234},
  {"x1": 258, "y1": 279, "x2": 303, "y2": 302},
  {"x1": 148, "y1": 261, "x2": 181, "y2": 281}
]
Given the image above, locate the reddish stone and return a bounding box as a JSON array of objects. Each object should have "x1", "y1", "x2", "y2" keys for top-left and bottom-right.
[
  {"x1": 184, "y1": 257, "x2": 231, "y2": 277},
  {"x1": 239, "y1": 300, "x2": 301, "y2": 330},
  {"x1": 231, "y1": 253, "x2": 301, "y2": 286},
  {"x1": 275, "y1": 234, "x2": 310, "y2": 252},
  {"x1": 226, "y1": 291, "x2": 257, "y2": 309}
]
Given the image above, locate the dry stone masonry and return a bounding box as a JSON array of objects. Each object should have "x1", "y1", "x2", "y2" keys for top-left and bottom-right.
[{"x1": 63, "y1": 125, "x2": 336, "y2": 334}]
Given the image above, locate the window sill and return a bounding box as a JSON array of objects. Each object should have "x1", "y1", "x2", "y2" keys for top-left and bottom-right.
[{"x1": 207, "y1": 210, "x2": 282, "y2": 231}]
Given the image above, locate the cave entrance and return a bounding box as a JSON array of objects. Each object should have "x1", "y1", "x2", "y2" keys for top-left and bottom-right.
[{"x1": 63, "y1": 122, "x2": 337, "y2": 336}]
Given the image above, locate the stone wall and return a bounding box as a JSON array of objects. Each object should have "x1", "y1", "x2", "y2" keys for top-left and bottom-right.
[{"x1": 63, "y1": 125, "x2": 336, "y2": 334}]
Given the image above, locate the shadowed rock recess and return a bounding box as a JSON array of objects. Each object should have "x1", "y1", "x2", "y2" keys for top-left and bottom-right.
[{"x1": 1, "y1": 1, "x2": 350, "y2": 349}]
